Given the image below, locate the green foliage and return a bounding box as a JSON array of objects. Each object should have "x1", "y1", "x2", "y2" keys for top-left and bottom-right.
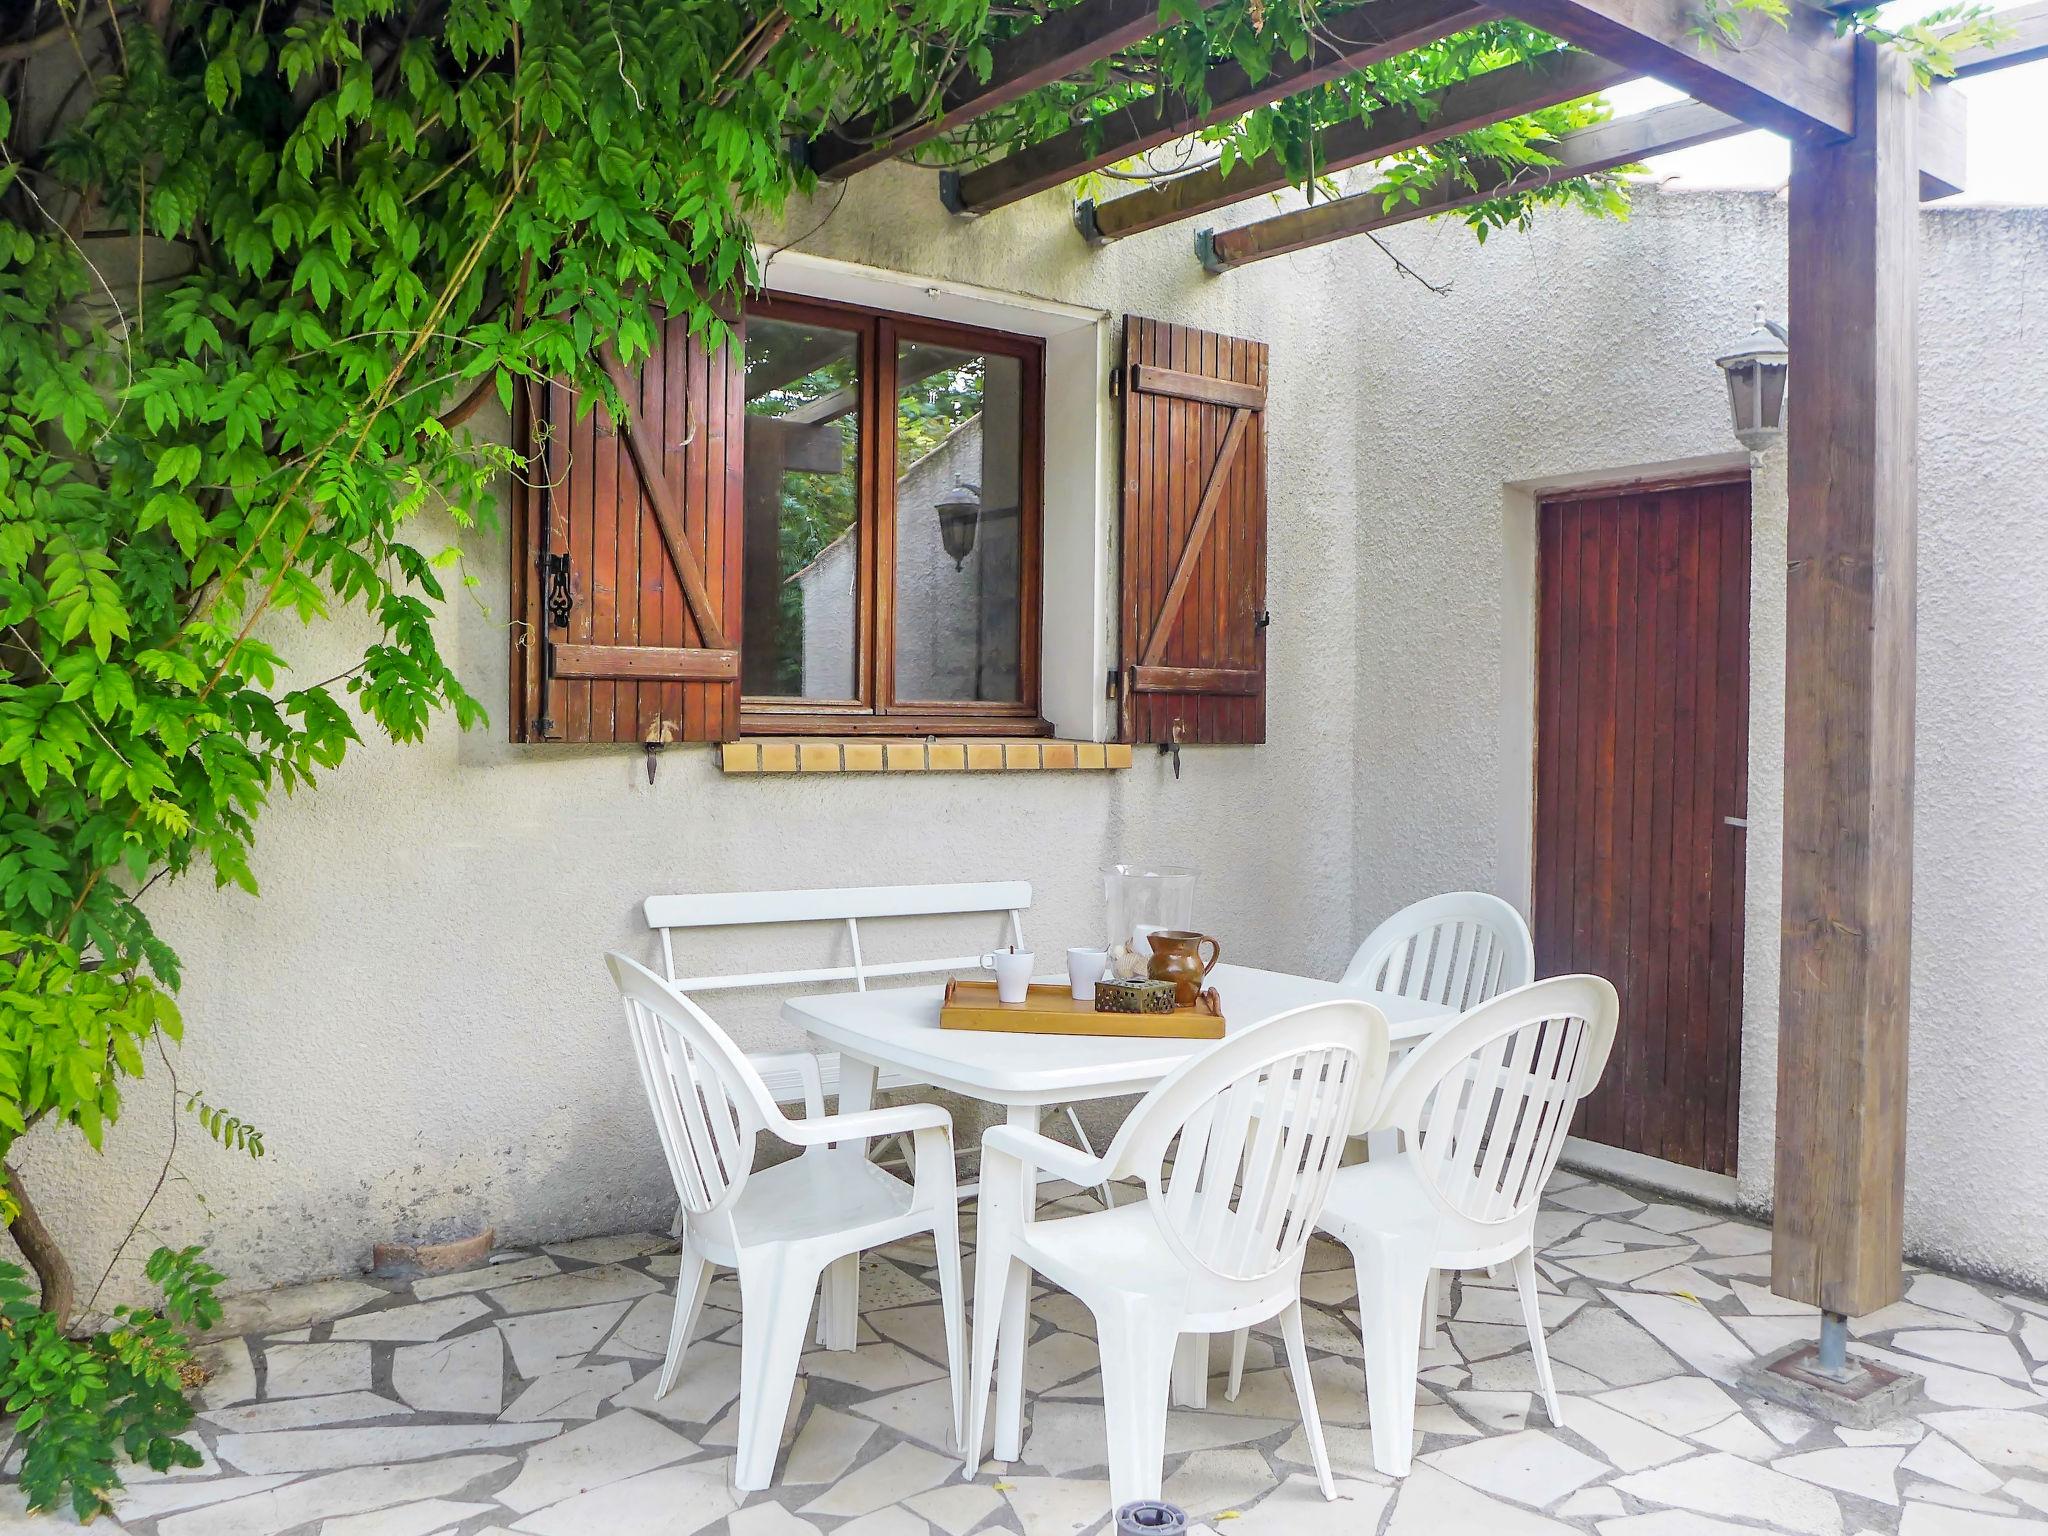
[
  {"x1": 940, "y1": 4, "x2": 1621, "y2": 233},
  {"x1": 0, "y1": 0, "x2": 998, "y2": 1196},
  {"x1": 185, "y1": 1092, "x2": 265, "y2": 1157},
  {"x1": 1690, "y1": 0, "x2": 2010, "y2": 89},
  {"x1": 1832, "y1": 2, "x2": 2014, "y2": 89},
  {"x1": 0, "y1": 1244, "x2": 222, "y2": 1520}
]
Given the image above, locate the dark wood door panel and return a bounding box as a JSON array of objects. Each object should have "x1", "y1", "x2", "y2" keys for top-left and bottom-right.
[{"x1": 1534, "y1": 478, "x2": 1751, "y2": 1174}]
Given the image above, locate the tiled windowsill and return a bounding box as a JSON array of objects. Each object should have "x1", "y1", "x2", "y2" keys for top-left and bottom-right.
[{"x1": 719, "y1": 739, "x2": 1135, "y2": 775}]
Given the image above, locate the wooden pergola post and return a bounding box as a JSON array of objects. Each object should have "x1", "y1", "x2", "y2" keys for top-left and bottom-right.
[{"x1": 1772, "y1": 37, "x2": 1921, "y2": 1331}]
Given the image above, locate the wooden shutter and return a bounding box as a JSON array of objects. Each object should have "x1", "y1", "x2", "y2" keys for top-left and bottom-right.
[
  {"x1": 1118, "y1": 316, "x2": 1268, "y2": 745},
  {"x1": 513, "y1": 312, "x2": 743, "y2": 744}
]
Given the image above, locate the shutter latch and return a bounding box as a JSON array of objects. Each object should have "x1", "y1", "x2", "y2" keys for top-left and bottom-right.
[
  {"x1": 1255, "y1": 610, "x2": 1272, "y2": 630},
  {"x1": 1159, "y1": 718, "x2": 1185, "y2": 780},
  {"x1": 545, "y1": 553, "x2": 573, "y2": 630}
]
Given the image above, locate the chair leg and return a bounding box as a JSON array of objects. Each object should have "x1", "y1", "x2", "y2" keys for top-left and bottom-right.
[
  {"x1": 1226, "y1": 1327, "x2": 1249, "y2": 1400},
  {"x1": 931, "y1": 1200, "x2": 969, "y2": 1454},
  {"x1": 963, "y1": 1227, "x2": 1031, "y2": 1476},
  {"x1": 1099, "y1": 1304, "x2": 1180, "y2": 1510},
  {"x1": 1512, "y1": 1247, "x2": 1563, "y2": 1428},
  {"x1": 816, "y1": 1251, "x2": 860, "y2": 1351},
  {"x1": 654, "y1": 1243, "x2": 714, "y2": 1399},
  {"x1": 1280, "y1": 1302, "x2": 1336, "y2": 1500},
  {"x1": 733, "y1": 1247, "x2": 824, "y2": 1493},
  {"x1": 1354, "y1": 1243, "x2": 1430, "y2": 1477},
  {"x1": 991, "y1": 1243, "x2": 1033, "y2": 1464}
]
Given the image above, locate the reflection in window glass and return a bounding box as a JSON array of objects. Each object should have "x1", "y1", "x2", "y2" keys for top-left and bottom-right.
[
  {"x1": 892, "y1": 340, "x2": 1024, "y2": 703},
  {"x1": 743, "y1": 317, "x2": 859, "y2": 699}
]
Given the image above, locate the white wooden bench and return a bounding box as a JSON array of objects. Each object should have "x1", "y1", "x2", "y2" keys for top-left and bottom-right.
[{"x1": 642, "y1": 881, "x2": 1111, "y2": 1205}]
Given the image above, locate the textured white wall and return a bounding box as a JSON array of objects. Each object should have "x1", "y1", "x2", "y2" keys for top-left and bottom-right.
[
  {"x1": 19, "y1": 172, "x2": 2048, "y2": 1304},
  {"x1": 1343, "y1": 190, "x2": 2048, "y2": 1289}
]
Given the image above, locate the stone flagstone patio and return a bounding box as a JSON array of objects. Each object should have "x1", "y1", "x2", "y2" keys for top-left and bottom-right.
[{"x1": 10, "y1": 1168, "x2": 2048, "y2": 1535}]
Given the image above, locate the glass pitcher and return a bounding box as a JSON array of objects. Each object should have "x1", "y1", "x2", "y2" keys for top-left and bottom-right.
[{"x1": 1102, "y1": 864, "x2": 1197, "y2": 980}]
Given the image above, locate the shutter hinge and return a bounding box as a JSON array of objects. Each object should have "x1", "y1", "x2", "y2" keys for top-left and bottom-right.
[
  {"x1": 1105, "y1": 668, "x2": 1121, "y2": 701},
  {"x1": 1108, "y1": 365, "x2": 1123, "y2": 400}
]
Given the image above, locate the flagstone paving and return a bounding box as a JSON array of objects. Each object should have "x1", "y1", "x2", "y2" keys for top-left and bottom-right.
[{"x1": 7, "y1": 1171, "x2": 2048, "y2": 1534}]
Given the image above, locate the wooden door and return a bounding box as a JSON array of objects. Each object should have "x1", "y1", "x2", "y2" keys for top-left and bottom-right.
[{"x1": 1533, "y1": 476, "x2": 1751, "y2": 1174}]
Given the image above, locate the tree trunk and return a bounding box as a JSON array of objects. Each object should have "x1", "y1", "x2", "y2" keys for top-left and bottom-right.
[{"x1": 5, "y1": 1163, "x2": 75, "y2": 1332}]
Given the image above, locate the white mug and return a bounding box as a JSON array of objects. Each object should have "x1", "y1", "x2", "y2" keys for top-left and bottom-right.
[
  {"x1": 1066, "y1": 946, "x2": 1110, "y2": 1001},
  {"x1": 979, "y1": 949, "x2": 1035, "y2": 1005}
]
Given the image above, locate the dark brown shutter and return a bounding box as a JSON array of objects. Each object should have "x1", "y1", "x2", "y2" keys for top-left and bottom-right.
[
  {"x1": 513, "y1": 311, "x2": 743, "y2": 744},
  {"x1": 1117, "y1": 316, "x2": 1268, "y2": 745}
]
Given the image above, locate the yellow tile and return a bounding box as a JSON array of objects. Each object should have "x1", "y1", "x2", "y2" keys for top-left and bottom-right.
[
  {"x1": 721, "y1": 742, "x2": 760, "y2": 774},
  {"x1": 843, "y1": 742, "x2": 885, "y2": 772},
  {"x1": 1076, "y1": 742, "x2": 1107, "y2": 771},
  {"x1": 1004, "y1": 743, "x2": 1042, "y2": 770},
  {"x1": 1107, "y1": 743, "x2": 1134, "y2": 769},
  {"x1": 1041, "y1": 742, "x2": 1078, "y2": 772},
  {"x1": 928, "y1": 743, "x2": 968, "y2": 772},
  {"x1": 759, "y1": 741, "x2": 798, "y2": 773},
  {"x1": 885, "y1": 743, "x2": 928, "y2": 771},
  {"x1": 798, "y1": 742, "x2": 842, "y2": 773},
  {"x1": 966, "y1": 742, "x2": 1005, "y2": 771}
]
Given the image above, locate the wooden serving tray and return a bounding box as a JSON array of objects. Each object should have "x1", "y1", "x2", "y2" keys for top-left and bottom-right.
[{"x1": 939, "y1": 978, "x2": 1224, "y2": 1039}]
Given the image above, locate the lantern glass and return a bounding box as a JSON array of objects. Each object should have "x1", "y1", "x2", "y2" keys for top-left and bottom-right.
[
  {"x1": 1715, "y1": 308, "x2": 1789, "y2": 452},
  {"x1": 934, "y1": 488, "x2": 980, "y2": 569}
]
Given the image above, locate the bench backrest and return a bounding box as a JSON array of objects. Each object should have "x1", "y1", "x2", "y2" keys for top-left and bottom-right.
[{"x1": 643, "y1": 881, "x2": 1032, "y2": 994}]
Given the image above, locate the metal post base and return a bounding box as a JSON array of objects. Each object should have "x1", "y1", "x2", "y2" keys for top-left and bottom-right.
[{"x1": 1738, "y1": 1323, "x2": 1921, "y2": 1431}]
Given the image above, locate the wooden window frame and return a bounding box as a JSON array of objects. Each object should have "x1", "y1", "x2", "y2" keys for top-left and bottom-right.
[{"x1": 741, "y1": 293, "x2": 1048, "y2": 738}]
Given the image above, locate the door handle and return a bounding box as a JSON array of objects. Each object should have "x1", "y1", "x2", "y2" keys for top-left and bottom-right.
[{"x1": 1725, "y1": 816, "x2": 1749, "y2": 829}]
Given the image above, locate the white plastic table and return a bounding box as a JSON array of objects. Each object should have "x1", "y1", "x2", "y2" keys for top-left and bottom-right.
[{"x1": 781, "y1": 961, "x2": 1451, "y2": 1406}]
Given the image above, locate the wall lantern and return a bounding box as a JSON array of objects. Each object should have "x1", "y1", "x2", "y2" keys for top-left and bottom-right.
[
  {"x1": 935, "y1": 482, "x2": 981, "y2": 570},
  {"x1": 1715, "y1": 305, "x2": 1790, "y2": 453}
]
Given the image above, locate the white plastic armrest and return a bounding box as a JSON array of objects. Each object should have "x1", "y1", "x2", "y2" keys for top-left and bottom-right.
[
  {"x1": 780, "y1": 1101, "x2": 952, "y2": 1150},
  {"x1": 982, "y1": 1123, "x2": 1111, "y2": 1189},
  {"x1": 748, "y1": 1050, "x2": 827, "y2": 1122}
]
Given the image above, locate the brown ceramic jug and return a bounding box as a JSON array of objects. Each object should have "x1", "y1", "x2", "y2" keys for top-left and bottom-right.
[{"x1": 1146, "y1": 930, "x2": 1221, "y2": 1007}]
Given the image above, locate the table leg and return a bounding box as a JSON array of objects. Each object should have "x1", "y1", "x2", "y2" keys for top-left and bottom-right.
[
  {"x1": 818, "y1": 1057, "x2": 880, "y2": 1352},
  {"x1": 991, "y1": 1103, "x2": 1039, "y2": 1461}
]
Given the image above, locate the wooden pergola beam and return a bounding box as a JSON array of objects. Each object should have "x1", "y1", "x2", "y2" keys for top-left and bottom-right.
[
  {"x1": 1078, "y1": 48, "x2": 1636, "y2": 244},
  {"x1": 1948, "y1": 0, "x2": 2048, "y2": 77},
  {"x1": 1772, "y1": 36, "x2": 1920, "y2": 1324},
  {"x1": 944, "y1": 0, "x2": 1496, "y2": 216},
  {"x1": 806, "y1": 0, "x2": 1227, "y2": 181},
  {"x1": 1195, "y1": 98, "x2": 1742, "y2": 271},
  {"x1": 1496, "y1": 0, "x2": 1855, "y2": 140}
]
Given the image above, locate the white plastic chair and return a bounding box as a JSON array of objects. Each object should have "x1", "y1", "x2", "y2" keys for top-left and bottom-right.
[
  {"x1": 1341, "y1": 891, "x2": 1536, "y2": 1334},
  {"x1": 1303, "y1": 975, "x2": 1619, "y2": 1476},
  {"x1": 606, "y1": 952, "x2": 967, "y2": 1491},
  {"x1": 1341, "y1": 890, "x2": 1535, "y2": 1006},
  {"x1": 963, "y1": 1000, "x2": 1390, "y2": 1511}
]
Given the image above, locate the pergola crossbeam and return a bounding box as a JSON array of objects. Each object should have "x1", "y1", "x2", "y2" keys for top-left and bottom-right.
[
  {"x1": 805, "y1": 0, "x2": 1227, "y2": 181},
  {"x1": 945, "y1": 0, "x2": 1497, "y2": 216},
  {"x1": 1496, "y1": 0, "x2": 1854, "y2": 140},
  {"x1": 1196, "y1": 98, "x2": 1742, "y2": 271},
  {"x1": 1949, "y1": 0, "x2": 2048, "y2": 76},
  {"x1": 1079, "y1": 47, "x2": 1637, "y2": 244}
]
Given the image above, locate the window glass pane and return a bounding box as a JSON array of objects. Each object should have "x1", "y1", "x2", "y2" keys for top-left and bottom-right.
[
  {"x1": 892, "y1": 340, "x2": 1025, "y2": 703},
  {"x1": 743, "y1": 317, "x2": 860, "y2": 699}
]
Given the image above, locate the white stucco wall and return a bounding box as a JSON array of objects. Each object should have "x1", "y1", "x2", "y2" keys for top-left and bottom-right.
[
  {"x1": 1342, "y1": 190, "x2": 2048, "y2": 1289},
  {"x1": 20, "y1": 169, "x2": 2048, "y2": 1303}
]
